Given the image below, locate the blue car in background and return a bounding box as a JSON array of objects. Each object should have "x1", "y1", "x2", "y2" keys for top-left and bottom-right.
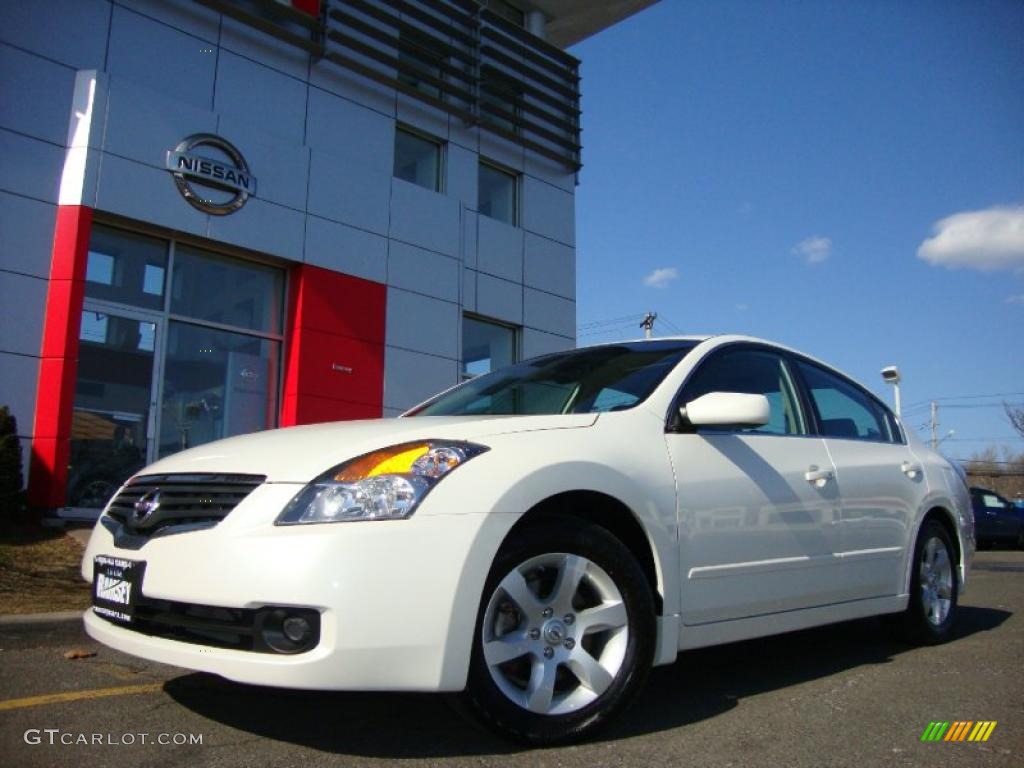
[{"x1": 970, "y1": 487, "x2": 1024, "y2": 549}]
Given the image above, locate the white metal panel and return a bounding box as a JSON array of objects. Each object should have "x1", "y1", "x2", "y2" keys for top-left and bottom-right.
[
  {"x1": 0, "y1": 0, "x2": 110, "y2": 71},
  {"x1": 103, "y1": 75, "x2": 217, "y2": 169},
  {"x1": 389, "y1": 178, "x2": 461, "y2": 257},
  {"x1": 214, "y1": 51, "x2": 308, "y2": 143},
  {"x1": 0, "y1": 191, "x2": 56, "y2": 278},
  {"x1": 383, "y1": 346, "x2": 459, "y2": 412},
  {"x1": 522, "y1": 176, "x2": 575, "y2": 246},
  {"x1": 524, "y1": 231, "x2": 575, "y2": 300},
  {"x1": 387, "y1": 241, "x2": 460, "y2": 303},
  {"x1": 307, "y1": 145, "x2": 391, "y2": 235},
  {"x1": 386, "y1": 287, "x2": 459, "y2": 359},
  {"x1": 0, "y1": 130, "x2": 64, "y2": 204},
  {"x1": 524, "y1": 286, "x2": 575, "y2": 337},
  {"x1": 208, "y1": 197, "x2": 305, "y2": 263},
  {"x1": 477, "y1": 214, "x2": 524, "y2": 282},
  {"x1": 476, "y1": 272, "x2": 524, "y2": 324},
  {"x1": 107, "y1": 6, "x2": 216, "y2": 110},
  {"x1": 304, "y1": 215, "x2": 388, "y2": 283},
  {"x1": 0, "y1": 44, "x2": 77, "y2": 145}
]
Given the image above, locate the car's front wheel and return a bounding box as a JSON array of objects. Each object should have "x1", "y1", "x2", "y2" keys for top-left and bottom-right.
[
  {"x1": 901, "y1": 518, "x2": 958, "y2": 644},
  {"x1": 463, "y1": 517, "x2": 655, "y2": 744}
]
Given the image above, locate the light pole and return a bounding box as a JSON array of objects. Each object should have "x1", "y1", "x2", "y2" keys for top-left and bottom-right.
[{"x1": 881, "y1": 365, "x2": 901, "y2": 417}]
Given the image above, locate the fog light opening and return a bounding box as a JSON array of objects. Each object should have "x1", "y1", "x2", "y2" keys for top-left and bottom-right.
[{"x1": 256, "y1": 607, "x2": 321, "y2": 654}]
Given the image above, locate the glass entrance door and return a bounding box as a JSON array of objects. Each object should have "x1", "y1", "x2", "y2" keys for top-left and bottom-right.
[
  {"x1": 67, "y1": 308, "x2": 159, "y2": 509},
  {"x1": 65, "y1": 224, "x2": 284, "y2": 515}
]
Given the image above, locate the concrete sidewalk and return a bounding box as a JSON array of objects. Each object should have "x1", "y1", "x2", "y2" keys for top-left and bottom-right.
[{"x1": 0, "y1": 610, "x2": 84, "y2": 626}]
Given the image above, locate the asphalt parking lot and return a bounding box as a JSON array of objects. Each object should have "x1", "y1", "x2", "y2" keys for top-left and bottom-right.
[{"x1": 1, "y1": 550, "x2": 1021, "y2": 768}]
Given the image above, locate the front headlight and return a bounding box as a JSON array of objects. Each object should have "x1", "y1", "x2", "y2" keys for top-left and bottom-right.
[{"x1": 276, "y1": 440, "x2": 489, "y2": 525}]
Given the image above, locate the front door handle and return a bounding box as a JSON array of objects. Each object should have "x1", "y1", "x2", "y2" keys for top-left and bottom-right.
[
  {"x1": 805, "y1": 466, "x2": 834, "y2": 487},
  {"x1": 902, "y1": 462, "x2": 923, "y2": 479}
]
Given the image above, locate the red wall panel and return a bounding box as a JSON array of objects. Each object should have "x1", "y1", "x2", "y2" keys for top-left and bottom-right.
[
  {"x1": 29, "y1": 205, "x2": 92, "y2": 508},
  {"x1": 281, "y1": 264, "x2": 386, "y2": 427},
  {"x1": 291, "y1": 0, "x2": 320, "y2": 16}
]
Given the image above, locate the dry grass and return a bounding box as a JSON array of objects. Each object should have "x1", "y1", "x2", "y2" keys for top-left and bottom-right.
[{"x1": 0, "y1": 521, "x2": 91, "y2": 614}]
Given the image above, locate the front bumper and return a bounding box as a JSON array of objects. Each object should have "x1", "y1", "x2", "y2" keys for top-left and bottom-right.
[{"x1": 83, "y1": 483, "x2": 515, "y2": 691}]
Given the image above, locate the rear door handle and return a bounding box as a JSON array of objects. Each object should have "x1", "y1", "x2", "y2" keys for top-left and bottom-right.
[
  {"x1": 902, "y1": 462, "x2": 922, "y2": 479},
  {"x1": 805, "y1": 466, "x2": 834, "y2": 487}
]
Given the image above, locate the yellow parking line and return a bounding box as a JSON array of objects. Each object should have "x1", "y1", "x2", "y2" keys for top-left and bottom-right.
[{"x1": 0, "y1": 683, "x2": 163, "y2": 712}]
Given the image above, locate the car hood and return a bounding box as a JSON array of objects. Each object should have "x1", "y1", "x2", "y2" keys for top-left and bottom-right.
[{"x1": 134, "y1": 414, "x2": 599, "y2": 482}]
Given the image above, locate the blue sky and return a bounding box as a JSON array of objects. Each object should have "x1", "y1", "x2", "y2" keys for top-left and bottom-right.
[{"x1": 570, "y1": 0, "x2": 1024, "y2": 461}]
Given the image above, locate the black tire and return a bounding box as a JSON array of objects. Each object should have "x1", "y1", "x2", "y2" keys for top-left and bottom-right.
[
  {"x1": 462, "y1": 516, "x2": 655, "y2": 745},
  {"x1": 900, "y1": 518, "x2": 958, "y2": 645}
]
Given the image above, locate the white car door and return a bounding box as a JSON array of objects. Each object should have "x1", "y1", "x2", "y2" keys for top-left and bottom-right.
[
  {"x1": 793, "y1": 358, "x2": 923, "y2": 600},
  {"x1": 666, "y1": 347, "x2": 844, "y2": 626}
]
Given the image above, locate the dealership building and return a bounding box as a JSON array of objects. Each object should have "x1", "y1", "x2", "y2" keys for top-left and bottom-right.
[{"x1": 0, "y1": 0, "x2": 653, "y2": 517}]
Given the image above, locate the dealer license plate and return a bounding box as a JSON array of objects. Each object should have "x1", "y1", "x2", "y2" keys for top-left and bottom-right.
[{"x1": 92, "y1": 555, "x2": 145, "y2": 624}]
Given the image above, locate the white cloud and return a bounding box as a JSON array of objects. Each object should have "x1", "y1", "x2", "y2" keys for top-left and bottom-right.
[
  {"x1": 643, "y1": 267, "x2": 679, "y2": 289},
  {"x1": 792, "y1": 236, "x2": 832, "y2": 265},
  {"x1": 917, "y1": 205, "x2": 1024, "y2": 271},
  {"x1": 1007, "y1": 294, "x2": 1024, "y2": 305}
]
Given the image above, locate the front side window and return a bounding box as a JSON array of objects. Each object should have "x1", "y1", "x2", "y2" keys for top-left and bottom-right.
[
  {"x1": 679, "y1": 348, "x2": 806, "y2": 436},
  {"x1": 478, "y1": 162, "x2": 518, "y2": 225},
  {"x1": 795, "y1": 360, "x2": 898, "y2": 443},
  {"x1": 394, "y1": 127, "x2": 442, "y2": 191},
  {"x1": 462, "y1": 316, "x2": 517, "y2": 379},
  {"x1": 412, "y1": 340, "x2": 697, "y2": 416}
]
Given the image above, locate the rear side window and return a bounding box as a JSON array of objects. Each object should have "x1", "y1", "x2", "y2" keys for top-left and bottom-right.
[
  {"x1": 679, "y1": 349, "x2": 807, "y2": 436},
  {"x1": 795, "y1": 360, "x2": 899, "y2": 443}
]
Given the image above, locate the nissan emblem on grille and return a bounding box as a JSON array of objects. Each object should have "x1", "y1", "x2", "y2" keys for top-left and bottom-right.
[{"x1": 133, "y1": 490, "x2": 161, "y2": 526}]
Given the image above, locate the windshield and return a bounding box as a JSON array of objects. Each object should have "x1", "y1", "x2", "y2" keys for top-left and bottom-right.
[{"x1": 408, "y1": 340, "x2": 699, "y2": 417}]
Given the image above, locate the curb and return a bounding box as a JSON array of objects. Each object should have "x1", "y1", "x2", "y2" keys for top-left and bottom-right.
[{"x1": 0, "y1": 610, "x2": 85, "y2": 626}]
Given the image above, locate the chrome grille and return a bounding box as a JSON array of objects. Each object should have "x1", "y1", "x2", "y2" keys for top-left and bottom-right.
[{"x1": 106, "y1": 474, "x2": 265, "y2": 535}]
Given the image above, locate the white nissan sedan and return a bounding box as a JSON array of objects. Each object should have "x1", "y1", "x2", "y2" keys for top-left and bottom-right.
[{"x1": 82, "y1": 336, "x2": 973, "y2": 743}]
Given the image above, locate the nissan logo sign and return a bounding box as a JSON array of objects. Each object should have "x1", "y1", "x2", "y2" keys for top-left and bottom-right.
[{"x1": 166, "y1": 134, "x2": 256, "y2": 215}]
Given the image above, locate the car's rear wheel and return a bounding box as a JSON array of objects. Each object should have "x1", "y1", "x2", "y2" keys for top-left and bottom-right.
[
  {"x1": 463, "y1": 517, "x2": 655, "y2": 744},
  {"x1": 901, "y1": 518, "x2": 958, "y2": 644}
]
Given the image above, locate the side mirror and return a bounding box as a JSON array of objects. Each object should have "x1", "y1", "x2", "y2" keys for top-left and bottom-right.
[{"x1": 683, "y1": 392, "x2": 771, "y2": 428}]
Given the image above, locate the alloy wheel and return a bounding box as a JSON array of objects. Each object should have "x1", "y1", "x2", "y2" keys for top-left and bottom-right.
[
  {"x1": 481, "y1": 552, "x2": 629, "y2": 716},
  {"x1": 919, "y1": 535, "x2": 954, "y2": 626}
]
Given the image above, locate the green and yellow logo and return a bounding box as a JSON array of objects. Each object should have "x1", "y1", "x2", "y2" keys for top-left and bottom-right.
[{"x1": 920, "y1": 721, "x2": 997, "y2": 742}]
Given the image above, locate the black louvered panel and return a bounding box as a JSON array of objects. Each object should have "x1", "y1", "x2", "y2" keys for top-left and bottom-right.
[{"x1": 105, "y1": 474, "x2": 265, "y2": 537}]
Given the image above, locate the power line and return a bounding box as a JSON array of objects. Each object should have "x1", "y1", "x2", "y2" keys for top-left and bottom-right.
[
  {"x1": 904, "y1": 392, "x2": 1024, "y2": 410},
  {"x1": 659, "y1": 315, "x2": 685, "y2": 335},
  {"x1": 954, "y1": 459, "x2": 1024, "y2": 465},
  {"x1": 932, "y1": 436, "x2": 1024, "y2": 443},
  {"x1": 576, "y1": 313, "x2": 646, "y2": 331},
  {"x1": 933, "y1": 403, "x2": 1024, "y2": 410}
]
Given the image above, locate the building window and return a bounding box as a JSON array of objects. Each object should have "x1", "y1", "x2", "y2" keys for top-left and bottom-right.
[
  {"x1": 394, "y1": 127, "x2": 442, "y2": 191},
  {"x1": 482, "y1": 0, "x2": 525, "y2": 27},
  {"x1": 85, "y1": 227, "x2": 167, "y2": 311},
  {"x1": 68, "y1": 225, "x2": 284, "y2": 510},
  {"x1": 463, "y1": 315, "x2": 518, "y2": 379},
  {"x1": 478, "y1": 161, "x2": 519, "y2": 225},
  {"x1": 397, "y1": 30, "x2": 446, "y2": 101},
  {"x1": 479, "y1": 78, "x2": 522, "y2": 135}
]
